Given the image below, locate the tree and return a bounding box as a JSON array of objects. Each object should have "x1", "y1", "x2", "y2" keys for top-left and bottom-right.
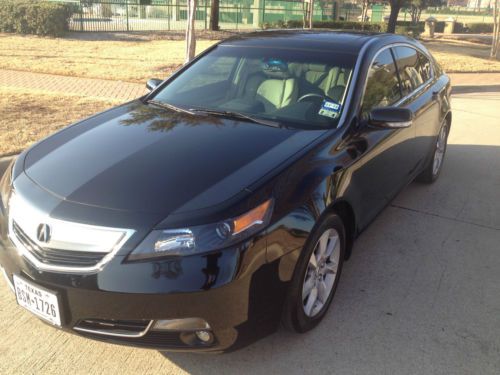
[
  {"x1": 409, "y1": 0, "x2": 444, "y2": 25},
  {"x1": 409, "y1": 0, "x2": 425, "y2": 24},
  {"x1": 209, "y1": 0, "x2": 219, "y2": 31},
  {"x1": 361, "y1": 0, "x2": 371, "y2": 23},
  {"x1": 387, "y1": 0, "x2": 405, "y2": 33},
  {"x1": 302, "y1": 0, "x2": 314, "y2": 28},
  {"x1": 185, "y1": 0, "x2": 196, "y2": 63},
  {"x1": 492, "y1": 0, "x2": 500, "y2": 58},
  {"x1": 308, "y1": 0, "x2": 314, "y2": 29}
]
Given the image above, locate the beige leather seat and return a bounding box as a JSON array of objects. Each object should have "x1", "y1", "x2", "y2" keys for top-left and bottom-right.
[
  {"x1": 256, "y1": 70, "x2": 298, "y2": 112},
  {"x1": 304, "y1": 64, "x2": 329, "y2": 89}
]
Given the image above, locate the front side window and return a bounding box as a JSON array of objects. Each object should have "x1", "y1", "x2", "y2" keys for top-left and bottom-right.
[
  {"x1": 393, "y1": 46, "x2": 432, "y2": 96},
  {"x1": 151, "y1": 45, "x2": 356, "y2": 129},
  {"x1": 361, "y1": 48, "x2": 401, "y2": 117}
]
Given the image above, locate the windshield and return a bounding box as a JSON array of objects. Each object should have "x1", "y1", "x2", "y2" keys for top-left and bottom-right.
[{"x1": 151, "y1": 45, "x2": 356, "y2": 129}]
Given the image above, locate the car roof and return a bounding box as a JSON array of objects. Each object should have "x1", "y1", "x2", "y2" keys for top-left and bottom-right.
[{"x1": 219, "y1": 30, "x2": 406, "y2": 55}]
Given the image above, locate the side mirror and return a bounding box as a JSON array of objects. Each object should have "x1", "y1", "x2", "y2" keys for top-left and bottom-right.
[
  {"x1": 146, "y1": 78, "x2": 163, "y2": 92},
  {"x1": 369, "y1": 107, "x2": 413, "y2": 129}
]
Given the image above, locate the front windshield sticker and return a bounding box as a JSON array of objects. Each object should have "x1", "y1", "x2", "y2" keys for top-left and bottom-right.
[{"x1": 318, "y1": 100, "x2": 341, "y2": 119}]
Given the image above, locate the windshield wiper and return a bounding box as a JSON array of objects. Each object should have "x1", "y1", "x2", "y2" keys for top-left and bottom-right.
[
  {"x1": 188, "y1": 108, "x2": 282, "y2": 128},
  {"x1": 147, "y1": 100, "x2": 196, "y2": 115}
]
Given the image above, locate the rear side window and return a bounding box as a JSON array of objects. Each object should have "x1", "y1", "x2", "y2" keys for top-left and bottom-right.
[
  {"x1": 393, "y1": 46, "x2": 432, "y2": 96},
  {"x1": 361, "y1": 49, "x2": 401, "y2": 117}
]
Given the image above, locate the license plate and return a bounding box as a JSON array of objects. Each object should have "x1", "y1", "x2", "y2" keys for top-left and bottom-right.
[{"x1": 13, "y1": 275, "x2": 61, "y2": 327}]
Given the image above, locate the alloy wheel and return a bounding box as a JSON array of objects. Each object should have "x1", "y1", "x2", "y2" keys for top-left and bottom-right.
[
  {"x1": 433, "y1": 125, "x2": 447, "y2": 176},
  {"x1": 302, "y1": 228, "x2": 341, "y2": 317}
]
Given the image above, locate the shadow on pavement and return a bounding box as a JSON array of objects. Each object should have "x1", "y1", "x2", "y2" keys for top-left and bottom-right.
[
  {"x1": 452, "y1": 85, "x2": 500, "y2": 95},
  {"x1": 162, "y1": 144, "x2": 500, "y2": 374}
]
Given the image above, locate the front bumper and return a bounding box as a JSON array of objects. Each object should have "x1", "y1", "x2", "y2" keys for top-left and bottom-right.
[{"x1": 0, "y1": 214, "x2": 288, "y2": 353}]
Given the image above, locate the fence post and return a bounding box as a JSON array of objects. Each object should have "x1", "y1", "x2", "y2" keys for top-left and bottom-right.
[
  {"x1": 262, "y1": 0, "x2": 266, "y2": 26},
  {"x1": 79, "y1": 0, "x2": 84, "y2": 31},
  {"x1": 126, "y1": 0, "x2": 129, "y2": 32},
  {"x1": 168, "y1": 0, "x2": 171, "y2": 31},
  {"x1": 204, "y1": 0, "x2": 208, "y2": 30}
]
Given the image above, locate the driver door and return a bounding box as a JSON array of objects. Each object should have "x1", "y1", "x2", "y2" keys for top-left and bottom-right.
[{"x1": 348, "y1": 47, "x2": 417, "y2": 228}]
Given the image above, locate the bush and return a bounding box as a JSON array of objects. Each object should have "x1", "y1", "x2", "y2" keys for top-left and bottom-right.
[
  {"x1": 312, "y1": 21, "x2": 384, "y2": 32},
  {"x1": 0, "y1": 0, "x2": 74, "y2": 37},
  {"x1": 465, "y1": 23, "x2": 493, "y2": 34}
]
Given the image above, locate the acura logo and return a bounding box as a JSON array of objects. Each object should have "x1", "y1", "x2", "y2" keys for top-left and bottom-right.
[{"x1": 36, "y1": 224, "x2": 51, "y2": 243}]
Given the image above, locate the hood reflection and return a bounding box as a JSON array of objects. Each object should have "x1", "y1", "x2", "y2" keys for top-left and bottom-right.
[{"x1": 120, "y1": 102, "x2": 224, "y2": 132}]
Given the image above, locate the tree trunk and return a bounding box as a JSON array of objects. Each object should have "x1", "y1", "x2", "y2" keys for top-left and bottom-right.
[
  {"x1": 387, "y1": 3, "x2": 401, "y2": 33},
  {"x1": 308, "y1": 0, "x2": 314, "y2": 29},
  {"x1": 492, "y1": 0, "x2": 499, "y2": 58},
  {"x1": 185, "y1": 0, "x2": 197, "y2": 63},
  {"x1": 303, "y1": 1, "x2": 308, "y2": 28},
  {"x1": 209, "y1": 0, "x2": 219, "y2": 31}
]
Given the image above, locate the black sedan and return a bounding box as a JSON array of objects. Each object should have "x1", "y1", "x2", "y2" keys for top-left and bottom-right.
[{"x1": 0, "y1": 30, "x2": 451, "y2": 353}]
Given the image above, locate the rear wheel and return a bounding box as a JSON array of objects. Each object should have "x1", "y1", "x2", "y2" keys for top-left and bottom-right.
[
  {"x1": 416, "y1": 120, "x2": 449, "y2": 183},
  {"x1": 282, "y1": 213, "x2": 345, "y2": 333}
]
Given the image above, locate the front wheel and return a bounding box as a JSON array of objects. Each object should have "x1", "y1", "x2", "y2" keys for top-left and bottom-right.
[
  {"x1": 282, "y1": 213, "x2": 345, "y2": 333},
  {"x1": 416, "y1": 120, "x2": 449, "y2": 183}
]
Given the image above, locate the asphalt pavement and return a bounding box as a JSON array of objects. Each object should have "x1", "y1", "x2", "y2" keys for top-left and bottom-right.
[{"x1": 0, "y1": 86, "x2": 499, "y2": 374}]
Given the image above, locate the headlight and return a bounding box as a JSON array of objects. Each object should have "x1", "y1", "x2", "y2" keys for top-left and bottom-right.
[{"x1": 128, "y1": 199, "x2": 273, "y2": 261}]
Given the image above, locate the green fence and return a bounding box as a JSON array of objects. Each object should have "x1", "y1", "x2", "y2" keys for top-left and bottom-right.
[
  {"x1": 48, "y1": 0, "x2": 493, "y2": 32},
  {"x1": 49, "y1": 0, "x2": 337, "y2": 32}
]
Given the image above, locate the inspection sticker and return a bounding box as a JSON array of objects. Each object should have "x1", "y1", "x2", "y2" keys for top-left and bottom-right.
[{"x1": 318, "y1": 100, "x2": 341, "y2": 119}]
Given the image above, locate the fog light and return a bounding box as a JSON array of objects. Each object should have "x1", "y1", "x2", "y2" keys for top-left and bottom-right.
[{"x1": 195, "y1": 330, "x2": 212, "y2": 343}]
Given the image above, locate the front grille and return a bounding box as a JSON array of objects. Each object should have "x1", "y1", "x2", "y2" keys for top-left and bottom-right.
[
  {"x1": 74, "y1": 319, "x2": 215, "y2": 349},
  {"x1": 75, "y1": 325, "x2": 190, "y2": 349},
  {"x1": 12, "y1": 221, "x2": 107, "y2": 267}
]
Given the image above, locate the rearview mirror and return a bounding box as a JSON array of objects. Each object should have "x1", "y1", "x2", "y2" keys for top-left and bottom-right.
[
  {"x1": 146, "y1": 78, "x2": 163, "y2": 92},
  {"x1": 369, "y1": 107, "x2": 413, "y2": 129}
]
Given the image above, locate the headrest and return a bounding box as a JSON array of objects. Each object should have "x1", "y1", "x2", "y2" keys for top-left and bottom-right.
[
  {"x1": 288, "y1": 63, "x2": 304, "y2": 78},
  {"x1": 262, "y1": 58, "x2": 291, "y2": 79},
  {"x1": 307, "y1": 63, "x2": 327, "y2": 73}
]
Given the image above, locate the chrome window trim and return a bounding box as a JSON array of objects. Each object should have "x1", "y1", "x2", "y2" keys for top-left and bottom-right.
[
  {"x1": 359, "y1": 42, "x2": 435, "y2": 112},
  {"x1": 7, "y1": 192, "x2": 135, "y2": 274},
  {"x1": 74, "y1": 320, "x2": 154, "y2": 338}
]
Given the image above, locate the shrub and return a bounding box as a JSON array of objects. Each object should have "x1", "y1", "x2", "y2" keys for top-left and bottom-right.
[
  {"x1": 0, "y1": 0, "x2": 74, "y2": 37},
  {"x1": 312, "y1": 21, "x2": 383, "y2": 32},
  {"x1": 465, "y1": 23, "x2": 493, "y2": 34}
]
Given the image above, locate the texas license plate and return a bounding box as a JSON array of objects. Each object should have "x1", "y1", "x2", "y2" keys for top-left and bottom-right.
[{"x1": 13, "y1": 275, "x2": 61, "y2": 326}]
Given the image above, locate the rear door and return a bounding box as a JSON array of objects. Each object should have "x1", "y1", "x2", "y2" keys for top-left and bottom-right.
[{"x1": 392, "y1": 46, "x2": 441, "y2": 171}]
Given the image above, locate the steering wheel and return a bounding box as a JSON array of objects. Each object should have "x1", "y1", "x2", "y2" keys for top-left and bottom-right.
[
  {"x1": 297, "y1": 93, "x2": 338, "y2": 104},
  {"x1": 297, "y1": 93, "x2": 325, "y2": 103}
]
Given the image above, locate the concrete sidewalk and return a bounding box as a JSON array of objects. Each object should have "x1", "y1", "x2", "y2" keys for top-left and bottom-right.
[{"x1": 1, "y1": 69, "x2": 499, "y2": 103}]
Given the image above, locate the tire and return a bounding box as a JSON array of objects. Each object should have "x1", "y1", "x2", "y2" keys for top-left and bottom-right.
[
  {"x1": 282, "y1": 213, "x2": 346, "y2": 333},
  {"x1": 416, "y1": 120, "x2": 449, "y2": 184}
]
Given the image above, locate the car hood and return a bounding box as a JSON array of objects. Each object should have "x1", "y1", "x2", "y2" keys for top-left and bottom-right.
[{"x1": 23, "y1": 101, "x2": 325, "y2": 215}]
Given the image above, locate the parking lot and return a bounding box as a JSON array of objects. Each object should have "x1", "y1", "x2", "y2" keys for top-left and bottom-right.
[{"x1": 0, "y1": 87, "x2": 499, "y2": 374}]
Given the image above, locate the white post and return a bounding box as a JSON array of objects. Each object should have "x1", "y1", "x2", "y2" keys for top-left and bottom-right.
[{"x1": 185, "y1": 0, "x2": 197, "y2": 63}]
